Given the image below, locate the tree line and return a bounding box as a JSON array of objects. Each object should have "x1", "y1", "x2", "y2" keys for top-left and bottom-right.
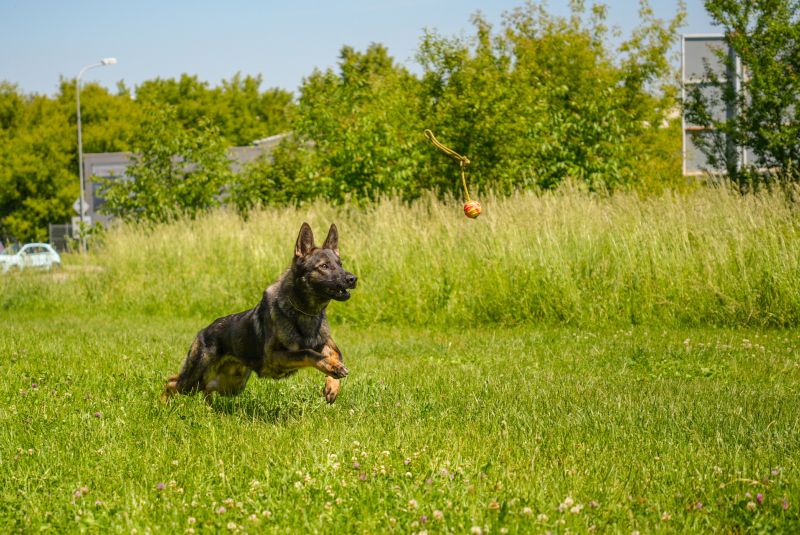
[
  {"x1": 0, "y1": 74, "x2": 293, "y2": 241},
  {"x1": 3, "y1": 1, "x2": 797, "y2": 241}
]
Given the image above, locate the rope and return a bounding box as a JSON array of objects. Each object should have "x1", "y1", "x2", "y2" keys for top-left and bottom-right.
[{"x1": 424, "y1": 129, "x2": 472, "y2": 202}]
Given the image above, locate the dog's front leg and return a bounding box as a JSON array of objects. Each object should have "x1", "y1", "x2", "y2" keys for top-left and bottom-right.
[
  {"x1": 320, "y1": 338, "x2": 344, "y2": 404},
  {"x1": 271, "y1": 349, "x2": 349, "y2": 379}
]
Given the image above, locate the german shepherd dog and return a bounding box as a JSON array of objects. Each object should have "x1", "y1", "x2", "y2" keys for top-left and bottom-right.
[{"x1": 160, "y1": 223, "x2": 357, "y2": 404}]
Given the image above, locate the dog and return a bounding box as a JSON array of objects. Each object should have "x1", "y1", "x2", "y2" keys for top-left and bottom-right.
[{"x1": 160, "y1": 222, "x2": 357, "y2": 405}]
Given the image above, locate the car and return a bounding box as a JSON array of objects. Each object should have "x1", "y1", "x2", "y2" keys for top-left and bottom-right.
[{"x1": 0, "y1": 243, "x2": 62, "y2": 273}]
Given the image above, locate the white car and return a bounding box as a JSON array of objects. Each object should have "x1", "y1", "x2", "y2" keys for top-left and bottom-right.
[{"x1": 0, "y1": 243, "x2": 62, "y2": 273}]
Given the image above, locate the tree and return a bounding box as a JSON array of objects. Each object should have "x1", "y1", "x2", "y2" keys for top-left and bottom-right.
[
  {"x1": 99, "y1": 106, "x2": 233, "y2": 223},
  {"x1": 266, "y1": 1, "x2": 686, "y2": 203},
  {"x1": 293, "y1": 43, "x2": 427, "y2": 202},
  {"x1": 416, "y1": 1, "x2": 685, "y2": 193},
  {"x1": 229, "y1": 137, "x2": 312, "y2": 212},
  {"x1": 135, "y1": 73, "x2": 294, "y2": 146},
  {"x1": 0, "y1": 80, "x2": 140, "y2": 242},
  {"x1": 683, "y1": 0, "x2": 800, "y2": 179}
]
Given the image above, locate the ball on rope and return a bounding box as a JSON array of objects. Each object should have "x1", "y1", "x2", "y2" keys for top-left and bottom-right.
[{"x1": 464, "y1": 200, "x2": 482, "y2": 219}]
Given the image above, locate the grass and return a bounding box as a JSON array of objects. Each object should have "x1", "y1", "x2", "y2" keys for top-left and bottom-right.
[
  {"x1": 2, "y1": 184, "x2": 800, "y2": 328},
  {"x1": 2, "y1": 311, "x2": 799, "y2": 533},
  {"x1": 2, "y1": 186, "x2": 800, "y2": 532}
]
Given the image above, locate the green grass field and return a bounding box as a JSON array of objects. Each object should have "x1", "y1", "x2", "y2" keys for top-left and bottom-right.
[
  {"x1": 2, "y1": 186, "x2": 800, "y2": 533},
  {"x1": 2, "y1": 311, "x2": 798, "y2": 534}
]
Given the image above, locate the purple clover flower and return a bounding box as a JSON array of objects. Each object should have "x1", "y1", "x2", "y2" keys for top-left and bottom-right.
[
  {"x1": 756, "y1": 493, "x2": 763, "y2": 504},
  {"x1": 31, "y1": 383, "x2": 37, "y2": 389},
  {"x1": 74, "y1": 491, "x2": 81, "y2": 498},
  {"x1": 696, "y1": 502, "x2": 703, "y2": 510},
  {"x1": 783, "y1": 499, "x2": 789, "y2": 510},
  {"x1": 21, "y1": 391, "x2": 27, "y2": 396},
  {"x1": 427, "y1": 478, "x2": 433, "y2": 484},
  {"x1": 354, "y1": 462, "x2": 360, "y2": 468},
  {"x1": 94, "y1": 412, "x2": 101, "y2": 418},
  {"x1": 157, "y1": 483, "x2": 166, "y2": 490},
  {"x1": 772, "y1": 470, "x2": 779, "y2": 476},
  {"x1": 420, "y1": 515, "x2": 428, "y2": 524}
]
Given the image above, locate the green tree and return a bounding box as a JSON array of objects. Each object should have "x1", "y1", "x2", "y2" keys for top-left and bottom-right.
[
  {"x1": 99, "y1": 106, "x2": 233, "y2": 223},
  {"x1": 684, "y1": 0, "x2": 800, "y2": 180},
  {"x1": 135, "y1": 73, "x2": 294, "y2": 146},
  {"x1": 293, "y1": 43, "x2": 427, "y2": 202},
  {"x1": 0, "y1": 80, "x2": 139, "y2": 242},
  {"x1": 416, "y1": 1, "x2": 685, "y2": 193},
  {"x1": 264, "y1": 1, "x2": 685, "y2": 203},
  {"x1": 229, "y1": 137, "x2": 311, "y2": 211}
]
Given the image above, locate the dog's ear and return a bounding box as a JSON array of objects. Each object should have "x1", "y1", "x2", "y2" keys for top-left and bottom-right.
[
  {"x1": 322, "y1": 223, "x2": 339, "y2": 257},
  {"x1": 295, "y1": 222, "x2": 315, "y2": 258}
]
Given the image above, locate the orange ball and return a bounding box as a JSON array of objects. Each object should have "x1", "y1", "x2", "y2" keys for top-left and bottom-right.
[{"x1": 464, "y1": 200, "x2": 482, "y2": 219}]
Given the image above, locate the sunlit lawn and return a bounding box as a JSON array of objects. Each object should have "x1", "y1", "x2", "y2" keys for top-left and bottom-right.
[{"x1": 2, "y1": 312, "x2": 799, "y2": 534}]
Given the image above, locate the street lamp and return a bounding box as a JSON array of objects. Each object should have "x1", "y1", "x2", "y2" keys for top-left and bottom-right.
[{"x1": 76, "y1": 58, "x2": 117, "y2": 254}]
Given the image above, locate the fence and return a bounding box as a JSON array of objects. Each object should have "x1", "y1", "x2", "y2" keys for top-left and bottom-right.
[{"x1": 49, "y1": 224, "x2": 75, "y2": 253}]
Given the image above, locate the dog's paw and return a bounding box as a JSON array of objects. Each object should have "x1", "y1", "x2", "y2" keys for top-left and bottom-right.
[
  {"x1": 320, "y1": 358, "x2": 348, "y2": 379},
  {"x1": 331, "y1": 362, "x2": 349, "y2": 379},
  {"x1": 323, "y1": 376, "x2": 340, "y2": 404}
]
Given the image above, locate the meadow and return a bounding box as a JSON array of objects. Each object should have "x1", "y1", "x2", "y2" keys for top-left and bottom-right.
[{"x1": 1, "y1": 185, "x2": 799, "y2": 533}]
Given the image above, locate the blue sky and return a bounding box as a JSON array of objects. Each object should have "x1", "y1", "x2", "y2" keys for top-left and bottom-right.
[{"x1": 1, "y1": 0, "x2": 717, "y2": 97}]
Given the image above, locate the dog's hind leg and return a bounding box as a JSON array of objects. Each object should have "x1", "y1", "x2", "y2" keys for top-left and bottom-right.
[
  {"x1": 161, "y1": 336, "x2": 215, "y2": 403},
  {"x1": 159, "y1": 375, "x2": 181, "y2": 404}
]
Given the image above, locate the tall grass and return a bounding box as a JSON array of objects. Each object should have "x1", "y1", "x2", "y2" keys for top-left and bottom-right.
[{"x1": 4, "y1": 184, "x2": 800, "y2": 327}]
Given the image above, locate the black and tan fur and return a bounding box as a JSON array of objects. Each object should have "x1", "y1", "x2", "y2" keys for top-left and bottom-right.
[{"x1": 160, "y1": 223, "x2": 357, "y2": 404}]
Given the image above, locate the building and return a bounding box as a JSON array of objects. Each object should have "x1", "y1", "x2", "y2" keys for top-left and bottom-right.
[{"x1": 82, "y1": 133, "x2": 288, "y2": 225}]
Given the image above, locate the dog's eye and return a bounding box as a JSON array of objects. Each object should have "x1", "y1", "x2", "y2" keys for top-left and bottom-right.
[{"x1": 321, "y1": 263, "x2": 329, "y2": 270}]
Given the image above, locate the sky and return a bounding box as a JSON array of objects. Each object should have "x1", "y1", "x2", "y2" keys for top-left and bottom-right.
[{"x1": 1, "y1": 0, "x2": 718, "y2": 97}]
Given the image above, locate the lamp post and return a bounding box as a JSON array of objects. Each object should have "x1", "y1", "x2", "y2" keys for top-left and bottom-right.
[{"x1": 77, "y1": 58, "x2": 117, "y2": 254}]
